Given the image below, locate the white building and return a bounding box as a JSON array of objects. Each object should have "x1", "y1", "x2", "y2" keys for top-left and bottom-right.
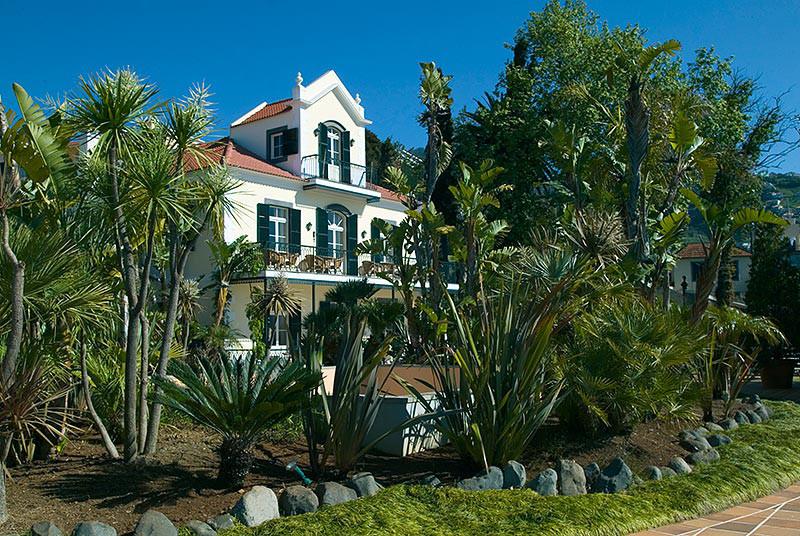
[
  {"x1": 186, "y1": 70, "x2": 413, "y2": 350},
  {"x1": 671, "y1": 243, "x2": 752, "y2": 305}
]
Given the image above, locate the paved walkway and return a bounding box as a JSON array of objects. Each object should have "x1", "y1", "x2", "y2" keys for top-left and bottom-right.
[{"x1": 633, "y1": 483, "x2": 800, "y2": 535}]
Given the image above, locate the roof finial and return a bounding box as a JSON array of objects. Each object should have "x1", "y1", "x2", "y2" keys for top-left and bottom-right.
[
  {"x1": 296, "y1": 72, "x2": 303, "y2": 86},
  {"x1": 355, "y1": 93, "x2": 361, "y2": 105}
]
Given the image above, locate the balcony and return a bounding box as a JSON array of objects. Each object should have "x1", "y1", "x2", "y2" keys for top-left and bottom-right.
[
  {"x1": 300, "y1": 155, "x2": 382, "y2": 202},
  {"x1": 233, "y1": 243, "x2": 460, "y2": 286}
]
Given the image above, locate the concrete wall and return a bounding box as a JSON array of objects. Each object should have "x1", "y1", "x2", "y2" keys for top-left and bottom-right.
[{"x1": 672, "y1": 255, "x2": 752, "y2": 301}]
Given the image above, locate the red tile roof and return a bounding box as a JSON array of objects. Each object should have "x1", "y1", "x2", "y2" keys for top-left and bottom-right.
[
  {"x1": 677, "y1": 243, "x2": 751, "y2": 259},
  {"x1": 367, "y1": 182, "x2": 405, "y2": 203},
  {"x1": 233, "y1": 99, "x2": 292, "y2": 126},
  {"x1": 185, "y1": 138, "x2": 300, "y2": 180}
]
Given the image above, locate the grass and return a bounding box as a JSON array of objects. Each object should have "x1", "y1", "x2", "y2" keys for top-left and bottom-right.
[{"x1": 219, "y1": 401, "x2": 800, "y2": 536}]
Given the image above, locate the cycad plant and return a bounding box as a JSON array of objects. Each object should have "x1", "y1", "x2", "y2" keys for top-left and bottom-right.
[{"x1": 154, "y1": 354, "x2": 320, "y2": 488}]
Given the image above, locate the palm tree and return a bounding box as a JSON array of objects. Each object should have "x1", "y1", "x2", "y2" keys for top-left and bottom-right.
[
  {"x1": 208, "y1": 237, "x2": 262, "y2": 327},
  {"x1": 178, "y1": 278, "x2": 202, "y2": 350}
]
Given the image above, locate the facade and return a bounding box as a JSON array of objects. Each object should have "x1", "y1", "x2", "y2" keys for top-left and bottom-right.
[
  {"x1": 186, "y1": 70, "x2": 413, "y2": 350},
  {"x1": 671, "y1": 243, "x2": 752, "y2": 306}
]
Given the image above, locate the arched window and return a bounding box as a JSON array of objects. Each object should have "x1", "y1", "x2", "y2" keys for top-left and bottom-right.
[
  {"x1": 327, "y1": 126, "x2": 341, "y2": 165},
  {"x1": 327, "y1": 210, "x2": 346, "y2": 256}
]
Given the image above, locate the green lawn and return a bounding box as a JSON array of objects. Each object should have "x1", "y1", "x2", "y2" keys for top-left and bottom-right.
[{"x1": 222, "y1": 402, "x2": 800, "y2": 536}]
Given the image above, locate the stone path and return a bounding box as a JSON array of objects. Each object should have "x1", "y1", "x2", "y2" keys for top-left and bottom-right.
[{"x1": 633, "y1": 483, "x2": 800, "y2": 535}]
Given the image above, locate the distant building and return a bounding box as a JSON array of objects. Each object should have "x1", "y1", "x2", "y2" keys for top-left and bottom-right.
[{"x1": 671, "y1": 243, "x2": 752, "y2": 305}]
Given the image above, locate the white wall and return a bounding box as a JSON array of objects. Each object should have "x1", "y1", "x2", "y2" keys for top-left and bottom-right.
[
  {"x1": 230, "y1": 105, "x2": 302, "y2": 176},
  {"x1": 672, "y1": 256, "x2": 752, "y2": 300}
]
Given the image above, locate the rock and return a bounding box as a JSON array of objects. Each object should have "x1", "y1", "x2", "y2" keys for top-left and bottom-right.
[
  {"x1": 744, "y1": 393, "x2": 761, "y2": 404},
  {"x1": 691, "y1": 426, "x2": 710, "y2": 437},
  {"x1": 734, "y1": 411, "x2": 749, "y2": 425},
  {"x1": 719, "y1": 418, "x2": 739, "y2": 431},
  {"x1": 206, "y1": 514, "x2": 234, "y2": 531},
  {"x1": 764, "y1": 403, "x2": 774, "y2": 418},
  {"x1": 231, "y1": 486, "x2": 280, "y2": 527},
  {"x1": 502, "y1": 460, "x2": 527, "y2": 489},
  {"x1": 185, "y1": 521, "x2": 216, "y2": 536},
  {"x1": 348, "y1": 472, "x2": 382, "y2": 497},
  {"x1": 583, "y1": 463, "x2": 600, "y2": 491},
  {"x1": 527, "y1": 468, "x2": 558, "y2": 496},
  {"x1": 686, "y1": 448, "x2": 720, "y2": 465},
  {"x1": 594, "y1": 457, "x2": 634, "y2": 493},
  {"x1": 704, "y1": 422, "x2": 724, "y2": 433},
  {"x1": 745, "y1": 409, "x2": 762, "y2": 424},
  {"x1": 32, "y1": 522, "x2": 63, "y2": 536},
  {"x1": 315, "y1": 481, "x2": 357, "y2": 506},
  {"x1": 72, "y1": 522, "x2": 117, "y2": 536},
  {"x1": 660, "y1": 467, "x2": 677, "y2": 478},
  {"x1": 755, "y1": 405, "x2": 770, "y2": 422},
  {"x1": 456, "y1": 466, "x2": 504, "y2": 491},
  {"x1": 678, "y1": 432, "x2": 712, "y2": 453},
  {"x1": 134, "y1": 511, "x2": 177, "y2": 536},
  {"x1": 420, "y1": 474, "x2": 441, "y2": 487},
  {"x1": 644, "y1": 466, "x2": 662, "y2": 481},
  {"x1": 633, "y1": 475, "x2": 644, "y2": 486},
  {"x1": 556, "y1": 459, "x2": 587, "y2": 496},
  {"x1": 667, "y1": 456, "x2": 692, "y2": 475},
  {"x1": 279, "y1": 485, "x2": 318, "y2": 516},
  {"x1": 707, "y1": 434, "x2": 732, "y2": 447}
]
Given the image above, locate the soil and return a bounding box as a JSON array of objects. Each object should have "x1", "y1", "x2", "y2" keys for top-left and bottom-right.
[{"x1": 4, "y1": 405, "x2": 734, "y2": 535}]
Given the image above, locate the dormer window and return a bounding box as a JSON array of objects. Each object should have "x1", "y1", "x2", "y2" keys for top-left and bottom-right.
[
  {"x1": 270, "y1": 131, "x2": 285, "y2": 160},
  {"x1": 267, "y1": 126, "x2": 296, "y2": 163}
]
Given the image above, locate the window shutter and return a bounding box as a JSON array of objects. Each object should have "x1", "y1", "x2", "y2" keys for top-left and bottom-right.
[
  {"x1": 346, "y1": 214, "x2": 358, "y2": 275},
  {"x1": 289, "y1": 208, "x2": 301, "y2": 254},
  {"x1": 316, "y1": 208, "x2": 329, "y2": 257},
  {"x1": 289, "y1": 311, "x2": 302, "y2": 348},
  {"x1": 371, "y1": 220, "x2": 384, "y2": 263},
  {"x1": 392, "y1": 224, "x2": 403, "y2": 264},
  {"x1": 317, "y1": 123, "x2": 328, "y2": 177},
  {"x1": 340, "y1": 130, "x2": 351, "y2": 184},
  {"x1": 284, "y1": 128, "x2": 298, "y2": 155},
  {"x1": 256, "y1": 203, "x2": 270, "y2": 247}
]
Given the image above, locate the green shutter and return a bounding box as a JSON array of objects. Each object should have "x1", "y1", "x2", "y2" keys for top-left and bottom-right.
[
  {"x1": 392, "y1": 225, "x2": 402, "y2": 264},
  {"x1": 256, "y1": 203, "x2": 270, "y2": 247},
  {"x1": 289, "y1": 311, "x2": 302, "y2": 349},
  {"x1": 340, "y1": 130, "x2": 351, "y2": 184},
  {"x1": 317, "y1": 123, "x2": 328, "y2": 178},
  {"x1": 316, "y1": 208, "x2": 329, "y2": 257},
  {"x1": 289, "y1": 208, "x2": 301, "y2": 254},
  {"x1": 346, "y1": 214, "x2": 358, "y2": 275},
  {"x1": 371, "y1": 220, "x2": 384, "y2": 263},
  {"x1": 284, "y1": 128, "x2": 298, "y2": 155}
]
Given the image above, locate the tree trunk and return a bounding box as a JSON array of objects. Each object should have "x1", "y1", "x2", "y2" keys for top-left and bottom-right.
[
  {"x1": 80, "y1": 340, "x2": 120, "y2": 459},
  {"x1": 624, "y1": 77, "x2": 651, "y2": 261},
  {"x1": 137, "y1": 314, "x2": 150, "y2": 452},
  {"x1": 0, "y1": 211, "x2": 24, "y2": 387},
  {"x1": 715, "y1": 245, "x2": 734, "y2": 307},
  {"x1": 691, "y1": 241, "x2": 723, "y2": 324},
  {"x1": 0, "y1": 462, "x2": 6, "y2": 526}
]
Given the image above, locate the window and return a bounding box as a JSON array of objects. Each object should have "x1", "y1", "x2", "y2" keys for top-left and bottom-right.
[
  {"x1": 270, "y1": 131, "x2": 285, "y2": 160},
  {"x1": 327, "y1": 128, "x2": 341, "y2": 164},
  {"x1": 328, "y1": 211, "x2": 345, "y2": 256},
  {"x1": 271, "y1": 314, "x2": 289, "y2": 347},
  {"x1": 690, "y1": 261, "x2": 702, "y2": 282},
  {"x1": 269, "y1": 206, "x2": 288, "y2": 251},
  {"x1": 732, "y1": 260, "x2": 740, "y2": 281}
]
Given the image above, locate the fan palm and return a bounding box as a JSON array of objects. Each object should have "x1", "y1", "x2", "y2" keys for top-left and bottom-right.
[{"x1": 154, "y1": 353, "x2": 320, "y2": 487}]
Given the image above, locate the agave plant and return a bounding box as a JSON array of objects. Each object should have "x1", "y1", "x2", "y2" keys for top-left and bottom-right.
[{"x1": 154, "y1": 353, "x2": 320, "y2": 487}]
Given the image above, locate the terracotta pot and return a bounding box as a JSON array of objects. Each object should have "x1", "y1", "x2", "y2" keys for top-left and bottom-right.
[{"x1": 760, "y1": 359, "x2": 796, "y2": 389}]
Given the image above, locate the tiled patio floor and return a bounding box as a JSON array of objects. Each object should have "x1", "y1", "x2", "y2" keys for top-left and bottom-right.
[{"x1": 633, "y1": 483, "x2": 800, "y2": 535}]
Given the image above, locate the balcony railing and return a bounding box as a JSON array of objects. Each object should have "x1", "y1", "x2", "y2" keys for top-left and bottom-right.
[
  {"x1": 300, "y1": 154, "x2": 375, "y2": 186},
  {"x1": 250, "y1": 243, "x2": 460, "y2": 284}
]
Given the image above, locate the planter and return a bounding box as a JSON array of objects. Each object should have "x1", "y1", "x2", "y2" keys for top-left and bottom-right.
[{"x1": 760, "y1": 359, "x2": 796, "y2": 389}]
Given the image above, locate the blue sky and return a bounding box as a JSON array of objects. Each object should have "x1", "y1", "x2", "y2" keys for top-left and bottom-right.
[{"x1": 4, "y1": 0, "x2": 800, "y2": 171}]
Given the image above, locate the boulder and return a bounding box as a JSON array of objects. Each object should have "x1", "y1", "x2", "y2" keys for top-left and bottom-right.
[
  {"x1": 32, "y1": 522, "x2": 63, "y2": 536},
  {"x1": 719, "y1": 418, "x2": 738, "y2": 431},
  {"x1": 734, "y1": 411, "x2": 749, "y2": 425},
  {"x1": 745, "y1": 410, "x2": 762, "y2": 424},
  {"x1": 755, "y1": 405, "x2": 770, "y2": 422},
  {"x1": 348, "y1": 472, "x2": 382, "y2": 497},
  {"x1": 707, "y1": 434, "x2": 732, "y2": 447},
  {"x1": 686, "y1": 448, "x2": 720, "y2": 465},
  {"x1": 231, "y1": 486, "x2": 280, "y2": 527},
  {"x1": 315, "y1": 481, "x2": 357, "y2": 506},
  {"x1": 556, "y1": 459, "x2": 587, "y2": 496},
  {"x1": 185, "y1": 521, "x2": 216, "y2": 536},
  {"x1": 691, "y1": 426, "x2": 710, "y2": 437},
  {"x1": 644, "y1": 466, "x2": 662, "y2": 481},
  {"x1": 420, "y1": 474, "x2": 441, "y2": 487},
  {"x1": 72, "y1": 522, "x2": 116, "y2": 536},
  {"x1": 527, "y1": 468, "x2": 558, "y2": 496},
  {"x1": 660, "y1": 467, "x2": 677, "y2": 479},
  {"x1": 704, "y1": 422, "x2": 724, "y2": 433},
  {"x1": 667, "y1": 456, "x2": 692, "y2": 475},
  {"x1": 456, "y1": 466, "x2": 503, "y2": 491},
  {"x1": 207, "y1": 514, "x2": 235, "y2": 531},
  {"x1": 279, "y1": 485, "x2": 319, "y2": 516},
  {"x1": 502, "y1": 460, "x2": 527, "y2": 489},
  {"x1": 744, "y1": 394, "x2": 761, "y2": 404},
  {"x1": 134, "y1": 511, "x2": 177, "y2": 536},
  {"x1": 678, "y1": 432, "x2": 712, "y2": 453},
  {"x1": 594, "y1": 457, "x2": 634, "y2": 493},
  {"x1": 583, "y1": 463, "x2": 600, "y2": 491}
]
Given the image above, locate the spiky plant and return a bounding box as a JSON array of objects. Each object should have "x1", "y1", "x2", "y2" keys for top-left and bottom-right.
[{"x1": 154, "y1": 353, "x2": 320, "y2": 488}]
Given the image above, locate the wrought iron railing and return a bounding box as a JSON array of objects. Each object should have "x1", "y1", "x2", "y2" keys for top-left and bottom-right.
[{"x1": 300, "y1": 154, "x2": 375, "y2": 186}]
